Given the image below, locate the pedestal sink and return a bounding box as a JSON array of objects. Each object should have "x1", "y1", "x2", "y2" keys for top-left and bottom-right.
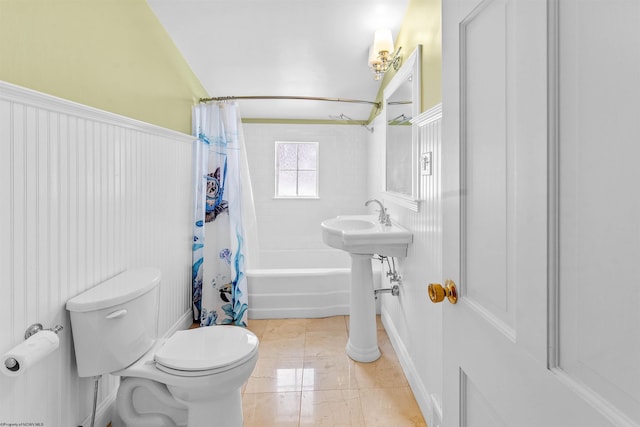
[{"x1": 320, "y1": 215, "x2": 412, "y2": 362}]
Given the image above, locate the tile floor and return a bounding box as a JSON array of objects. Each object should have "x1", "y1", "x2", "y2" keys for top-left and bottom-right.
[{"x1": 240, "y1": 315, "x2": 427, "y2": 427}]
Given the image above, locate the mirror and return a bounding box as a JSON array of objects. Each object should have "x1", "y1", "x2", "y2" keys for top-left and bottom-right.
[{"x1": 384, "y1": 45, "x2": 421, "y2": 210}]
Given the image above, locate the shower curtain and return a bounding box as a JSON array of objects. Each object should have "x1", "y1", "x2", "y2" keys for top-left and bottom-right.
[{"x1": 192, "y1": 101, "x2": 249, "y2": 327}]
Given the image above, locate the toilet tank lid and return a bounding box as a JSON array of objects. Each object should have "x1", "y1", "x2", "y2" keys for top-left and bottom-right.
[{"x1": 66, "y1": 268, "x2": 161, "y2": 313}]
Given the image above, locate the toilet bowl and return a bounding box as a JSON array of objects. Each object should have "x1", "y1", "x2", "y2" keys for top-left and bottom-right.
[
  {"x1": 66, "y1": 268, "x2": 259, "y2": 427},
  {"x1": 114, "y1": 327, "x2": 259, "y2": 427}
]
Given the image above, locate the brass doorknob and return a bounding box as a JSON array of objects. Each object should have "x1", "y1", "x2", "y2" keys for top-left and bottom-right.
[{"x1": 428, "y1": 280, "x2": 458, "y2": 304}]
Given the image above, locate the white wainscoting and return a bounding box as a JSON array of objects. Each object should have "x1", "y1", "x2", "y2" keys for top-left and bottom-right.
[
  {"x1": 0, "y1": 81, "x2": 194, "y2": 426},
  {"x1": 380, "y1": 103, "x2": 444, "y2": 427}
]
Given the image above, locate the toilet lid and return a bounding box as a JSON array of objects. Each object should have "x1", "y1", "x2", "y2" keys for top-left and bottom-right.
[{"x1": 154, "y1": 326, "x2": 259, "y2": 372}]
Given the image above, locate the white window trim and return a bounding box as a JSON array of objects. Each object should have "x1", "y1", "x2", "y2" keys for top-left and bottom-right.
[{"x1": 274, "y1": 141, "x2": 319, "y2": 198}]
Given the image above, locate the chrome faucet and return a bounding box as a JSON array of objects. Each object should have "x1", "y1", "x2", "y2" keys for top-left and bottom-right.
[{"x1": 365, "y1": 199, "x2": 391, "y2": 226}]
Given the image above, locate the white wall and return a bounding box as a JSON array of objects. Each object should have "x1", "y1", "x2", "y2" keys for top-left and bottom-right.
[
  {"x1": 368, "y1": 107, "x2": 444, "y2": 427},
  {"x1": 243, "y1": 123, "x2": 370, "y2": 268},
  {"x1": 0, "y1": 82, "x2": 194, "y2": 426}
]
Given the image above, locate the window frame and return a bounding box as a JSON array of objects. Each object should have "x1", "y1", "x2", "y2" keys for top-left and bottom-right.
[{"x1": 274, "y1": 141, "x2": 319, "y2": 199}]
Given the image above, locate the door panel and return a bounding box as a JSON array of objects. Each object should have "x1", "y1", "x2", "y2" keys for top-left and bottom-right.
[
  {"x1": 442, "y1": 0, "x2": 639, "y2": 425},
  {"x1": 461, "y1": 371, "x2": 507, "y2": 427},
  {"x1": 556, "y1": 0, "x2": 640, "y2": 423},
  {"x1": 461, "y1": 0, "x2": 515, "y2": 335}
]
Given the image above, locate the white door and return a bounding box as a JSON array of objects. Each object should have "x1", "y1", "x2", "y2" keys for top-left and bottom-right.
[{"x1": 440, "y1": 0, "x2": 640, "y2": 426}]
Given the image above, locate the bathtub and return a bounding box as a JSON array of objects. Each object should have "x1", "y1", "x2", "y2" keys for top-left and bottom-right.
[{"x1": 246, "y1": 249, "x2": 382, "y2": 319}]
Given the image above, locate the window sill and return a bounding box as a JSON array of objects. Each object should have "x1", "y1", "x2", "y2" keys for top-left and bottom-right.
[{"x1": 272, "y1": 196, "x2": 320, "y2": 200}]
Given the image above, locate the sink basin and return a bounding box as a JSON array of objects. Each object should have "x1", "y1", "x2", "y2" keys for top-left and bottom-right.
[
  {"x1": 329, "y1": 218, "x2": 378, "y2": 231},
  {"x1": 321, "y1": 215, "x2": 412, "y2": 257}
]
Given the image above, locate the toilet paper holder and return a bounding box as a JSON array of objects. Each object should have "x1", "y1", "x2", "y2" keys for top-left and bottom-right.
[
  {"x1": 24, "y1": 323, "x2": 63, "y2": 340},
  {"x1": 4, "y1": 323, "x2": 63, "y2": 371}
]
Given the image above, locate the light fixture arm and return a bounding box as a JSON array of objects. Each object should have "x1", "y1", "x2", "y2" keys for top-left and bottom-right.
[{"x1": 371, "y1": 46, "x2": 403, "y2": 81}]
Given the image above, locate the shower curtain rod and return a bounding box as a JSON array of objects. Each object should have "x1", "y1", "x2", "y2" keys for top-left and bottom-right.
[{"x1": 199, "y1": 95, "x2": 381, "y2": 109}]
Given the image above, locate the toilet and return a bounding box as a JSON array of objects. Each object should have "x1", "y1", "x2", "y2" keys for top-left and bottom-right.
[{"x1": 66, "y1": 268, "x2": 258, "y2": 427}]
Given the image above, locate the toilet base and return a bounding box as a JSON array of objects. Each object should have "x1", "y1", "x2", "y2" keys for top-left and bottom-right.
[
  {"x1": 110, "y1": 332, "x2": 258, "y2": 427},
  {"x1": 114, "y1": 377, "x2": 188, "y2": 427},
  {"x1": 113, "y1": 377, "x2": 245, "y2": 427},
  {"x1": 172, "y1": 388, "x2": 243, "y2": 427},
  {"x1": 111, "y1": 349, "x2": 258, "y2": 427}
]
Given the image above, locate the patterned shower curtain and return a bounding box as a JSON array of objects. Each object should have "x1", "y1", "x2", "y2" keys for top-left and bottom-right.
[{"x1": 192, "y1": 101, "x2": 248, "y2": 327}]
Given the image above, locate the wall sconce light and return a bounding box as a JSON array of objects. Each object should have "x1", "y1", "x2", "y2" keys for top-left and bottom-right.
[{"x1": 368, "y1": 28, "x2": 402, "y2": 81}]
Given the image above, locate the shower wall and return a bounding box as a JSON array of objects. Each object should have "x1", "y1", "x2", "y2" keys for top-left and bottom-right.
[{"x1": 243, "y1": 123, "x2": 370, "y2": 268}]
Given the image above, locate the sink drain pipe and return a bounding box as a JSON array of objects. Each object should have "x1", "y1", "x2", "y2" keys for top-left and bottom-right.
[{"x1": 374, "y1": 284, "x2": 399, "y2": 299}]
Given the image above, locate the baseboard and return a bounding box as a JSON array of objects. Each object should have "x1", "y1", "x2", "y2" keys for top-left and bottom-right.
[
  {"x1": 248, "y1": 304, "x2": 349, "y2": 319},
  {"x1": 381, "y1": 309, "x2": 441, "y2": 427},
  {"x1": 79, "y1": 389, "x2": 115, "y2": 427},
  {"x1": 93, "y1": 310, "x2": 193, "y2": 427}
]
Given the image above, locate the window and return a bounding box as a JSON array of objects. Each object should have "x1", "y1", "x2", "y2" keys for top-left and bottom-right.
[{"x1": 275, "y1": 141, "x2": 318, "y2": 198}]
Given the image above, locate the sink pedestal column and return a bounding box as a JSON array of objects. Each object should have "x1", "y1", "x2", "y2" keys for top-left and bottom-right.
[{"x1": 346, "y1": 254, "x2": 381, "y2": 362}]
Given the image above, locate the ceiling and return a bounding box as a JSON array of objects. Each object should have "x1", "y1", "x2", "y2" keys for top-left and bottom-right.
[{"x1": 147, "y1": 0, "x2": 410, "y2": 122}]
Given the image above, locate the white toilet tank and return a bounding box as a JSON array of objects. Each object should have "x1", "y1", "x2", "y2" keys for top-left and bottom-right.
[{"x1": 66, "y1": 268, "x2": 161, "y2": 377}]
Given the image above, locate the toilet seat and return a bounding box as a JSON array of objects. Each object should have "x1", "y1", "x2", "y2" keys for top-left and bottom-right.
[{"x1": 153, "y1": 326, "x2": 259, "y2": 377}]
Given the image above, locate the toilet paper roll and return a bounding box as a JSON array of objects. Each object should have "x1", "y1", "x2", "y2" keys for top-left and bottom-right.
[{"x1": 1, "y1": 331, "x2": 59, "y2": 377}]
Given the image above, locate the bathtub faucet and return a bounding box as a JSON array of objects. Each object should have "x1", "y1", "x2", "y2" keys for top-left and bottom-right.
[{"x1": 365, "y1": 199, "x2": 391, "y2": 226}]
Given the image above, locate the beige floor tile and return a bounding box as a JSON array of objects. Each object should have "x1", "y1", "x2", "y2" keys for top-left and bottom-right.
[
  {"x1": 377, "y1": 332, "x2": 400, "y2": 362},
  {"x1": 302, "y1": 356, "x2": 358, "y2": 391},
  {"x1": 245, "y1": 357, "x2": 304, "y2": 393},
  {"x1": 377, "y1": 326, "x2": 389, "y2": 339},
  {"x1": 242, "y1": 391, "x2": 301, "y2": 427},
  {"x1": 305, "y1": 315, "x2": 348, "y2": 332},
  {"x1": 238, "y1": 317, "x2": 425, "y2": 426},
  {"x1": 264, "y1": 318, "x2": 308, "y2": 338},
  {"x1": 359, "y1": 387, "x2": 427, "y2": 427},
  {"x1": 299, "y1": 389, "x2": 365, "y2": 426},
  {"x1": 258, "y1": 332, "x2": 306, "y2": 358},
  {"x1": 345, "y1": 315, "x2": 385, "y2": 331},
  {"x1": 304, "y1": 330, "x2": 349, "y2": 358},
  {"x1": 246, "y1": 318, "x2": 269, "y2": 339},
  {"x1": 353, "y1": 355, "x2": 409, "y2": 389}
]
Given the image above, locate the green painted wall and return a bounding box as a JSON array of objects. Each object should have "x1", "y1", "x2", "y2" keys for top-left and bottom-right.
[
  {"x1": 0, "y1": 0, "x2": 207, "y2": 134},
  {"x1": 369, "y1": 0, "x2": 442, "y2": 121}
]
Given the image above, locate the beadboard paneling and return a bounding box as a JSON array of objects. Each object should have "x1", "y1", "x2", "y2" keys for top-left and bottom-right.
[
  {"x1": 0, "y1": 81, "x2": 193, "y2": 426},
  {"x1": 374, "y1": 104, "x2": 444, "y2": 427}
]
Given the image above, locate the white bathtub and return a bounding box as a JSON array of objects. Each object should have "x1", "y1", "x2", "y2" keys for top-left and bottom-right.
[{"x1": 246, "y1": 249, "x2": 382, "y2": 319}]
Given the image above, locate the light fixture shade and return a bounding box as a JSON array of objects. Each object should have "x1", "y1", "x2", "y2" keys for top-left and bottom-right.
[
  {"x1": 368, "y1": 44, "x2": 382, "y2": 67},
  {"x1": 373, "y1": 28, "x2": 394, "y2": 54}
]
